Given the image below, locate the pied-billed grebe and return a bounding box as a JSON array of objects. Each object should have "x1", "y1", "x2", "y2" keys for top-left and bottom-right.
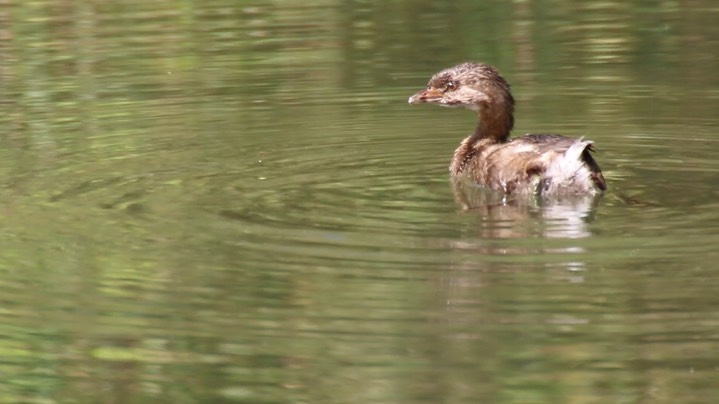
[{"x1": 409, "y1": 62, "x2": 606, "y2": 195}]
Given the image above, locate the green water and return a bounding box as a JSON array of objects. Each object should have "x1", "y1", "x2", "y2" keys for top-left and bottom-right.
[{"x1": 1, "y1": 1, "x2": 719, "y2": 402}]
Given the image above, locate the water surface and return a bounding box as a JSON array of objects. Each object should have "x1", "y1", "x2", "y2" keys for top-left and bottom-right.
[{"x1": 1, "y1": 1, "x2": 719, "y2": 402}]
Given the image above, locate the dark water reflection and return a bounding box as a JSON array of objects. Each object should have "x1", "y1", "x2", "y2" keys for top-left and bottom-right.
[{"x1": 1, "y1": 0, "x2": 719, "y2": 402}]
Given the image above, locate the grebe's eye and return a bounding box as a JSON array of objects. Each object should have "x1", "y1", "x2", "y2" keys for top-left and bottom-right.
[{"x1": 445, "y1": 81, "x2": 456, "y2": 92}]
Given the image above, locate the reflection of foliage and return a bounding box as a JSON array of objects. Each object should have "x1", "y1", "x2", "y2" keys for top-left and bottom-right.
[
  {"x1": 336, "y1": 0, "x2": 719, "y2": 90},
  {"x1": 2, "y1": 1, "x2": 718, "y2": 106}
]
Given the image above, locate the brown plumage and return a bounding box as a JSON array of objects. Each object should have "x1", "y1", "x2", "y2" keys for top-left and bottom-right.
[{"x1": 408, "y1": 62, "x2": 606, "y2": 195}]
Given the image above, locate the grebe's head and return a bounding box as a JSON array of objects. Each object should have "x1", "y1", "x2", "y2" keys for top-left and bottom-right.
[{"x1": 408, "y1": 62, "x2": 514, "y2": 113}]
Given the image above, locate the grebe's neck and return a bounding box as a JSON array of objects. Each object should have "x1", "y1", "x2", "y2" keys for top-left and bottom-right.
[
  {"x1": 472, "y1": 99, "x2": 514, "y2": 143},
  {"x1": 450, "y1": 101, "x2": 515, "y2": 176}
]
